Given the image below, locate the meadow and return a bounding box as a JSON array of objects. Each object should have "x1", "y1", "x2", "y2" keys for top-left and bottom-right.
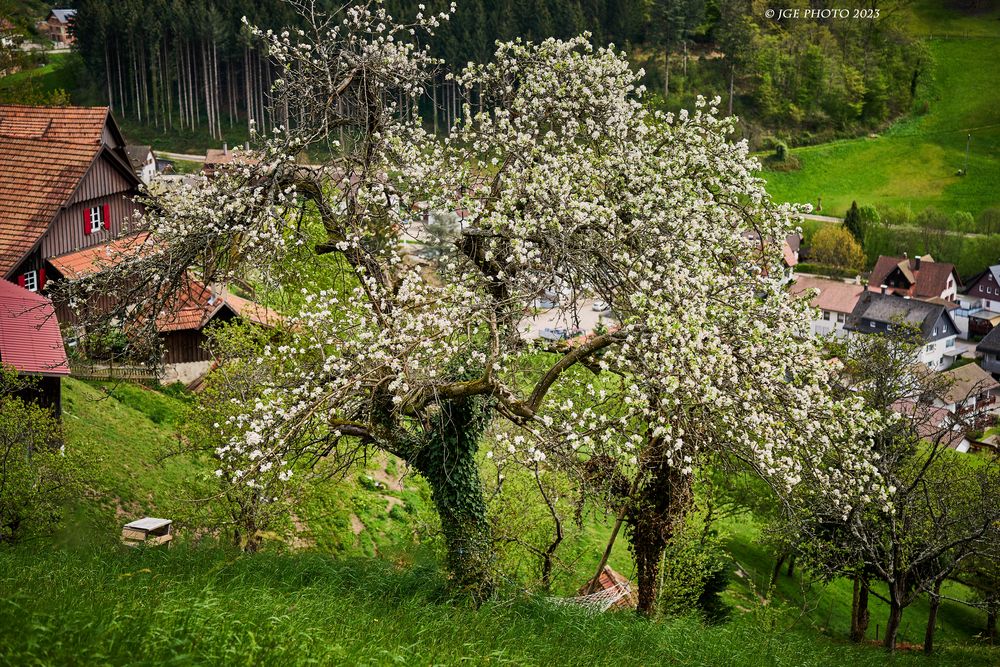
[
  {"x1": 0, "y1": 379, "x2": 994, "y2": 665},
  {"x1": 760, "y1": 3, "x2": 1000, "y2": 218}
]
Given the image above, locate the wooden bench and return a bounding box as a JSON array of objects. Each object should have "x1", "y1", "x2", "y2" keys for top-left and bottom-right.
[{"x1": 121, "y1": 517, "x2": 173, "y2": 547}]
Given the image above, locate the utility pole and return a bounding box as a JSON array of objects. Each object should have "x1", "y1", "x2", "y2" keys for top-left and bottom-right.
[{"x1": 964, "y1": 133, "x2": 971, "y2": 175}]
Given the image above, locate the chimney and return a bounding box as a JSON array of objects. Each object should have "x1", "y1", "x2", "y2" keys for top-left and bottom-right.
[
  {"x1": 914, "y1": 256, "x2": 921, "y2": 271},
  {"x1": 223, "y1": 142, "x2": 228, "y2": 155},
  {"x1": 880, "y1": 284, "x2": 887, "y2": 295}
]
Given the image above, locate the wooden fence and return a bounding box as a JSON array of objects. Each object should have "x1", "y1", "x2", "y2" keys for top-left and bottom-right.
[{"x1": 69, "y1": 363, "x2": 159, "y2": 382}]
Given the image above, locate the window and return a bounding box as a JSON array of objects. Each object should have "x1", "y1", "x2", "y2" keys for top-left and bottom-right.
[
  {"x1": 925, "y1": 343, "x2": 934, "y2": 352},
  {"x1": 22, "y1": 270, "x2": 37, "y2": 292},
  {"x1": 946, "y1": 338, "x2": 956, "y2": 348},
  {"x1": 89, "y1": 206, "x2": 104, "y2": 234},
  {"x1": 837, "y1": 312, "x2": 846, "y2": 324},
  {"x1": 869, "y1": 321, "x2": 876, "y2": 328},
  {"x1": 823, "y1": 310, "x2": 831, "y2": 321}
]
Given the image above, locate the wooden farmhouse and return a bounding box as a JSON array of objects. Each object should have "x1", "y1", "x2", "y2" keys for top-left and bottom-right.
[
  {"x1": 0, "y1": 105, "x2": 280, "y2": 385},
  {"x1": 0, "y1": 105, "x2": 142, "y2": 293}
]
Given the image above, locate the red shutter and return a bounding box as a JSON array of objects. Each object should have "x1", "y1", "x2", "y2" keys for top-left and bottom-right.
[
  {"x1": 17, "y1": 274, "x2": 25, "y2": 288},
  {"x1": 103, "y1": 203, "x2": 111, "y2": 230},
  {"x1": 83, "y1": 207, "x2": 92, "y2": 235},
  {"x1": 38, "y1": 268, "x2": 46, "y2": 290}
]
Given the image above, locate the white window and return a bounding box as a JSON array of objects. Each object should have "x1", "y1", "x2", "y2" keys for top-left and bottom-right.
[
  {"x1": 946, "y1": 338, "x2": 956, "y2": 348},
  {"x1": 22, "y1": 270, "x2": 37, "y2": 292},
  {"x1": 869, "y1": 321, "x2": 876, "y2": 328},
  {"x1": 837, "y1": 312, "x2": 846, "y2": 324},
  {"x1": 823, "y1": 310, "x2": 831, "y2": 321},
  {"x1": 925, "y1": 343, "x2": 934, "y2": 352},
  {"x1": 89, "y1": 206, "x2": 104, "y2": 234}
]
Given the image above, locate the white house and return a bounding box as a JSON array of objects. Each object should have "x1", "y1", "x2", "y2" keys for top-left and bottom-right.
[
  {"x1": 845, "y1": 291, "x2": 961, "y2": 370},
  {"x1": 125, "y1": 145, "x2": 156, "y2": 185},
  {"x1": 789, "y1": 275, "x2": 864, "y2": 338}
]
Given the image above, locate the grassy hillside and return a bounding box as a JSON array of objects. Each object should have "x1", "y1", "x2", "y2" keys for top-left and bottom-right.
[
  {"x1": 0, "y1": 544, "x2": 996, "y2": 666},
  {"x1": 0, "y1": 379, "x2": 990, "y2": 664},
  {"x1": 761, "y1": 2, "x2": 1000, "y2": 217}
]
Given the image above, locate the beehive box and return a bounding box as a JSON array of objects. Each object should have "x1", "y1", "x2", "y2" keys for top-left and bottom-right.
[{"x1": 121, "y1": 517, "x2": 173, "y2": 547}]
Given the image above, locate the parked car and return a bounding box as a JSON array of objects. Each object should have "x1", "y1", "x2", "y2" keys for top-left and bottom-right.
[
  {"x1": 592, "y1": 300, "x2": 610, "y2": 312},
  {"x1": 539, "y1": 327, "x2": 583, "y2": 341}
]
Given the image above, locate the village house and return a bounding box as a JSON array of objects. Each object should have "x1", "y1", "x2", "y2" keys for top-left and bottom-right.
[
  {"x1": 974, "y1": 324, "x2": 1000, "y2": 375},
  {"x1": 0, "y1": 105, "x2": 279, "y2": 384},
  {"x1": 868, "y1": 254, "x2": 960, "y2": 301},
  {"x1": 956, "y1": 263, "x2": 1000, "y2": 338},
  {"x1": 935, "y1": 362, "x2": 1000, "y2": 429},
  {"x1": 125, "y1": 144, "x2": 156, "y2": 185},
  {"x1": 0, "y1": 104, "x2": 142, "y2": 293},
  {"x1": 36, "y1": 9, "x2": 76, "y2": 48},
  {"x1": 844, "y1": 291, "x2": 961, "y2": 370},
  {"x1": 0, "y1": 279, "x2": 69, "y2": 414},
  {"x1": 789, "y1": 275, "x2": 864, "y2": 338}
]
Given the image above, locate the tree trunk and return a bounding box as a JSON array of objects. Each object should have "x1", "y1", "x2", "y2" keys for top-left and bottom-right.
[
  {"x1": 850, "y1": 574, "x2": 870, "y2": 643},
  {"x1": 884, "y1": 585, "x2": 905, "y2": 651},
  {"x1": 405, "y1": 396, "x2": 495, "y2": 602},
  {"x1": 728, "y1": 65, "x2": 735, "y2": 116},
  {"x1": 663, "y1": 46, "x2": 670, "y2": 99},
  {"x1": 924, "y1": 579, "x2": 943, "y2": 654},
  {"x1": 627, "y1": 453, "x2": 693, "y2": 616},
  {"x1": 770, "y1": 553, "x2": 787, "y2": 587},
  {"x1": 987, "y1": 606, "x2": 997, "y2": 642}
]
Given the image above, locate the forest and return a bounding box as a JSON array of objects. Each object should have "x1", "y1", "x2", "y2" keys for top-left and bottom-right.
[{"x1": 68, "y1": 0, "x2": 927, "y2": 146}]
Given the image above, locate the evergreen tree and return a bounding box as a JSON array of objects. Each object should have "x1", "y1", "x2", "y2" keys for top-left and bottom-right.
[{"x1": 843, "y1": 200, "x2": 865, "y2": 246}]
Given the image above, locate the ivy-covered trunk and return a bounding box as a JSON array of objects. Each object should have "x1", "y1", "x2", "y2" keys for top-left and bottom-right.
[
  {"x1": 407, "y1": 396, "x2": 495, "y2": 602},
  {"x1": 627, "y1": 454, "x2": 693, "y2": 616}
]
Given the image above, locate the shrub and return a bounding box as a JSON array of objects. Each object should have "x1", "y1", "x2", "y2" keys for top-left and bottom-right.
[
  {"x1": 658, "y1": 527, "x2": 732, "y2": 623},
  {"x1": 774, "y1": 141, "x2": 788, "y2": 162},
  {"x1": 0, "y1": 367, "x2": 80, "y2": 543}
]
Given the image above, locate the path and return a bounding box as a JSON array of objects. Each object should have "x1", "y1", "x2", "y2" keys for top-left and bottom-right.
[{"x1": 157, "y1": 151, "x2": 207, "y2": 162}]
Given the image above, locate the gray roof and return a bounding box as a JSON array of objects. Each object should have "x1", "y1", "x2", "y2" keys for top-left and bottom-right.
[
  {"x1": 125, "y1": 144, "x2": 152, "y2": 169},
  {"x1": 50, "y1": 9, "x2": 76, "y2": 23},
  {"x1": 845, "y1": 292, "x2": 955, "y2": 341},
  {"x1": 977, "y1": 324, "x2": 1000, "y2": 354}
]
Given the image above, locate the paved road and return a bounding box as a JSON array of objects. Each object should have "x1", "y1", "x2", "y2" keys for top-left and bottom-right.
[
  {"x1": 157, "y1": 151, "x2": 207, "y2": 162},
  {"x1": 799, "y1": 213, "x2": 844, "y2": 223}
]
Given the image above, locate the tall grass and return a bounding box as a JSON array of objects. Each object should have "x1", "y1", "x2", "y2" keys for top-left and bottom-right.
[{"x1": 0, "y1": 542, "x2": 995, "y2": 666}]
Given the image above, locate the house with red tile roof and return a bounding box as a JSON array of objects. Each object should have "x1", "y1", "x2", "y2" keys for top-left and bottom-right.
[
  {"x1": 867, "y1": 254, "x2": 960, "y2": 302},
  {"x1": 0, "y1": 279, "x2": 69, "y2": 414},
  {"x1": 0, "y1": 105, "x2": 142, "y2": 293}
]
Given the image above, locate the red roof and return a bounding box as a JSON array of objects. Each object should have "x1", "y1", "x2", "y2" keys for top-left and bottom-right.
[
  {"x1": 48, "y1": 233, "x2": 151, "y2": 280},
  {"x1": 0, "y1": 279, "x2": 69, "y2": 376},
  {"x1": 0, "y1": 105, "x2": 123, "y2": 277},
  {"x1": 156, "y1": 275, "x2": 283, "y2": 333},
  {"x1": 868, "y1": 255, "x2": 958, "y2": 299}
]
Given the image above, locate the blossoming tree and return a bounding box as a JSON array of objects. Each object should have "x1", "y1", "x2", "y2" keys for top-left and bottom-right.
[{"x1": 66, "y1": 1, "x2": 883, "y2": 603}]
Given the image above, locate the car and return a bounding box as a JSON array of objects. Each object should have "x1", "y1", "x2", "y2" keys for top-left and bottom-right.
[
  {"x1": 592, "y1": 300, "x2": 610, "y2": 312},
  {"x1": 539, "y1": 327, "x2": 583, "y2": 341}
]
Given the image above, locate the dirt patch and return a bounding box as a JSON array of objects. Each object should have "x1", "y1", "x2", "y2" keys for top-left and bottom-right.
[
  {"x1": 370, "y1": 459, "x2": 407, "y2": 492},
  {"x1": 349, "y1": 513, "x2": 365, "y2": 535},
  {"x1": 382, "y1": 495, "x2": 404, "y2": 513}
]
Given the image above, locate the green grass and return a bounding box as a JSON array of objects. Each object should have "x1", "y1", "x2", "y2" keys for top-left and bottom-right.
[
  {"x1": 1, "y1": 379, "x2": 994, "y2": 664},
  {"x1": 1, "y1": 543, "x2": 995, "y2": 666},
  {"x1": 0, "y1": 52, "x2": 81, "y2": 97},
  {"x1": 761, "y1": 37, "x2": 1000, "y2": 218},
  {"x1": 720, "y1": 513, "x2": 989, "y2": 651}
]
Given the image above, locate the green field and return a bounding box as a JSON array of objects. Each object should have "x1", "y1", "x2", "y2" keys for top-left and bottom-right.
[{"x1": 761, "y1": 3, "x2": 1000, "y2": 218}]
